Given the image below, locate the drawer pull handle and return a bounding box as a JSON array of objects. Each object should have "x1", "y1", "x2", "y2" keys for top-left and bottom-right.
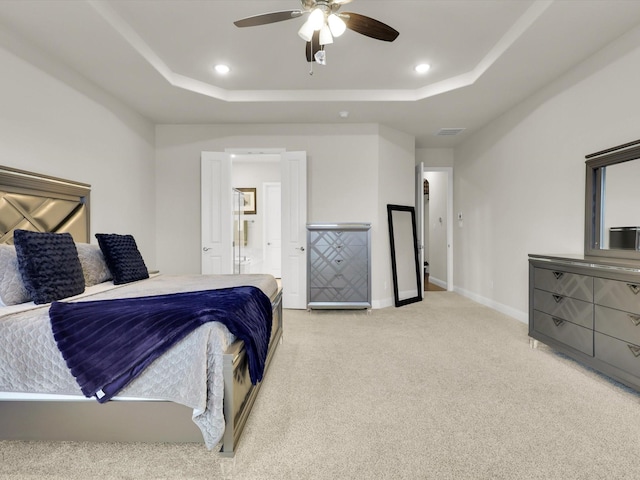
[
  {"x1": 629, "y1": 314, "x2": 640, "y2": 327},
  {"x1": 552, "y1": 271, "x2": 564, "y2": 280},
  {"x1": 628, "y1": 344, "x2": 640, "y2": 358},
  {"x1": 335, "y1": 259, "x2": 343, "y2": 264},
  {"x1": 552, "y1": 294, "x2": 564, "y2": 303},
  {"x1": 627, "y1": 284, "x2": 640, "y2": 295},
  {"x1": 552, "y1": 317, "x2": 565, "y2": 327}
]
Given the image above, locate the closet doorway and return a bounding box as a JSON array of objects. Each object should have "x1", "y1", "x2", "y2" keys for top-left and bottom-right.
[{"x1": 416, "y1": 164, "x2": 453, "y2": 291}]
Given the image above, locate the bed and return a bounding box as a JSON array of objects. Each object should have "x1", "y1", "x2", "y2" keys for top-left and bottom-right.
[{"x1": 0, "y1": 166, "x2": 282, "y2": 456}]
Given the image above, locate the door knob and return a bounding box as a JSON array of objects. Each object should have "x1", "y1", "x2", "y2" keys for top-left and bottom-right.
[
  {"x1": 203, "y1": 247, "x2": 211, "y2": 252},
  {"x1": 296, "y1": 246, "x2": 305, "y2": 252}
]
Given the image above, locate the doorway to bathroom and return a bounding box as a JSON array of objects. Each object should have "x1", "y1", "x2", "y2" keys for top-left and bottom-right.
[{"x1": 201, "y1": 150, "x2": 308, "y2": 309}]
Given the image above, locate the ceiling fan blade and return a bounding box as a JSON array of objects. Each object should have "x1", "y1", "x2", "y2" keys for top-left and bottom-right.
[
  {"x1": 305, "y1": 31, "x2": 321, "y2": 62},
  {"x1": 333, "y1": 0, "x2": 353, "y2": 4},
  {"x1": 234, "y1": 10, "x2": 304, "y2": 28},
  {"x1": 342, "y1": 12, "x2": 399, "y2": 42}
]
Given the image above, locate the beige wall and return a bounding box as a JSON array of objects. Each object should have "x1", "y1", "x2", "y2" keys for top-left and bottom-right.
[
  {"x1": 453, "y1": 24, "x2": 640, "y2": 322},
  {"x1": 155, "y1": 123, "x2": 414, "y2": 308},
  {"x1": 0, "y1": 28, "x2": 157, "y2": 267},
  {"x1": 376, "y1": 126, "x2": 416, "y2": 305},
  {"x1": 417, "y1": 148, "x2": 454, "y2": 168}
]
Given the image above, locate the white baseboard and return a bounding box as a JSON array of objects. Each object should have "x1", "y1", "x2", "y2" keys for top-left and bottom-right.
[
  {"x1": 372, "y1": 297, "x2": 394, "y2": 309},
  {"x1": 427, "y1": 276, "x2": 447, "y2": 289},
  {"x1": 453, "y1": 286, "x2": 528, "y2": 324}
]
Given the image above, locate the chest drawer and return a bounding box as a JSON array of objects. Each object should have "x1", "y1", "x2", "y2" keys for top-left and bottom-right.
[
  {"x1": 533, "y1": 268, "x2": 593, "y2": 302},
  {"x1": 594, "y1": 278, "x2": 640, "y2": 315},
  {"x1": 595, "y1": 305, "x2": 640, "y2": 345},
  {"x1": 595, "y1": 332, "x2": 640, "y2": 377},
  {"x1": 533, "y1": 289, "x2": 593, "y2": 329},
  {"x1": 532, "y1": 310, "x2": 593, "y2": 356},
  {"x1": 308, "y1": 230, "x2": 368, "y2": 247}
]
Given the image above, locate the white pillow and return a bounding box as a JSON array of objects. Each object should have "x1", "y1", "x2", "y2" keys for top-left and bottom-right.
[
  {"x1": 75, "y1": 243, "x2": 112, "y2": 287},
  {"x1": 0, "y1": 244, "x2": 31, "y2": 305}
]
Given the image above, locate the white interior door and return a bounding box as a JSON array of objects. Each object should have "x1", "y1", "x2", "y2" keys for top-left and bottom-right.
[
  {"x1": 263, "y1": 182, "x2": 282, "y2": 278},
  {"x1": 201, "y1": 152, "x2": 232, "y2": 274},
  {"x1": 415, "y1": 162, "x2": 425, "y2": 289},
  {"x1": 281, "y1": 151, "x2": 307, "y2": 309}
]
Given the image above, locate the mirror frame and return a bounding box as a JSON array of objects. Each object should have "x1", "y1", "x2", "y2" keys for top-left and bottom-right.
[
  {"x1": 387, "y1": 204, "x2": 423, "y2": 307},
  {"x1": 585, "y1": 138, "x2": 640, "y2": 261}
]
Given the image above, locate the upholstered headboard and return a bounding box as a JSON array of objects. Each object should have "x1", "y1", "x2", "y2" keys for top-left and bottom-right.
[{"x1": 0, "y1": 166, "x2": 90, "y2": 245}]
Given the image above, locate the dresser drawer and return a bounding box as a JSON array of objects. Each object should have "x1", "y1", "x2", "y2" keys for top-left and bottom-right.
[
  {"x1": 532, "y1": 310, "x2": 593, "y2": 356},
  {"x1": 308, "y1": 230, "x2": 368, "y2": 247},
  {"x1": 595, "y1": 332, "x2": 640, "y2": 377},
  {"x1": 309, "y1": 243, "x2": 368, "y2": 262},
  {"x1": 533, "y1": 289, "x2": 593, "y2": 329},
  {"x1": 309, "y1": 286, "x2": 366, "y2": 303},
  {"x1": 594, "y1": 278, "x2": 640, "y2": 315},
  {"x1": 533, "y1": 268, "x2": 593, "y2": 302},
  {"x1": 595, "y1": 305, "x2": 640, "y2": 345}
]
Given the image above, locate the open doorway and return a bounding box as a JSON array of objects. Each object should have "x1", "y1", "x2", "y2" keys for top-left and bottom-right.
[
  {"x1": 201, "y1": 150, "x2": 308, "y2": 309},
  {"x1": 420, "y1": 167, "x2": 453, "y2": 291},
  {"x1": 231, "y1": 154, "x2": 281, "y2": 277}
]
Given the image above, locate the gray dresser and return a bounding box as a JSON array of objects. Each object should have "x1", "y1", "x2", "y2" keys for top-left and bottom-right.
[
  {"x1": 307, "y1": 223, "x2": 371, "y2": 310},
  {"x1": 529, "y1": 254, "x2": 640, "y2": 391}
]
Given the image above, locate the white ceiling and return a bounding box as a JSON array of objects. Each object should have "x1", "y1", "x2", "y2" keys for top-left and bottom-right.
[{"x1": 2, "y1": 0, "x2": 640, "y2": 147}]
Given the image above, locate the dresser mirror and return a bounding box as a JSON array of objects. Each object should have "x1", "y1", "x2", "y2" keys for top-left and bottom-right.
[
  {"x1": 387, "y1": 204, "x2": 422, "y2": 307},
  {"x1": 585, "y1": 139, "x2": 640, "y2": 260}
]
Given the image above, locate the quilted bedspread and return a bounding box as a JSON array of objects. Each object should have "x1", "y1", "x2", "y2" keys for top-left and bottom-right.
[
  {"x1": 50, "y1": 286, "x2": 272, "y2": 402},
  {"x1": 0, "y1": 273, "x2": 278, "y2": 449}
]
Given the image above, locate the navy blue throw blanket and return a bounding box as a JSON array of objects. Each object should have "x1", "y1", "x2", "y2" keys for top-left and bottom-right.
[{"x1": 49, "y1": 286, "x2": 272, "y2": 403}]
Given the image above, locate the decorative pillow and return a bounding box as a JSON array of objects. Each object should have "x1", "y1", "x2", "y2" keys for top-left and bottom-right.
[
  {"x1": 75, "y1": 243, "x2": 112, "y2": 287},
  {"x1": 0, "y1": 244, "x2": 31, "y2": 306},
  {"x1": 13, "y1": 230, "x2": 85, "y2": 304},
  {"x1": 95, "y1": 233, "x2": 149, "y2": 285}
]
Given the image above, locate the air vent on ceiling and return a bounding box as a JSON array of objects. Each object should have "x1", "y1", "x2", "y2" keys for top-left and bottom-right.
[{"x1": 436, "y1": 128, "x2": 466, "y2": 136}]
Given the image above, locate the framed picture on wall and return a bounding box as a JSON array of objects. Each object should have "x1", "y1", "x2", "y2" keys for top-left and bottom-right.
[{"x1": 238, "y1": 187, "x2": 257, "y2": 214}]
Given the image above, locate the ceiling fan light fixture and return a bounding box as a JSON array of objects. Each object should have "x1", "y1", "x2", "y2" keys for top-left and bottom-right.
[
  {"x1": 328, "y1": 14, "x2": 346, "y2": 37},
  {"x1": 314, "y1": 49, "x2": 327, "y2": 65},
  {"x1": 319, "y1": 24, "x2": 333, "y2": 45},
  {"x1": 298, "y1": 19, "x2": 315, "y2": 41},
  {"x1": 308, "y1": 8, "x2": 325, "y2": 30}
]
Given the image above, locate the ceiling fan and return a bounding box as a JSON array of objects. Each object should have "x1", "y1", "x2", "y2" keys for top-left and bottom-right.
[{"x1": 234, "y1": 0, "x2": 399, "y2": 65}]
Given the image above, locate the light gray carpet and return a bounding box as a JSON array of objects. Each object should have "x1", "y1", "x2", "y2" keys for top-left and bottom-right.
[{"x1": 3, "y1": 292, "x2": 640, "y2": 479}]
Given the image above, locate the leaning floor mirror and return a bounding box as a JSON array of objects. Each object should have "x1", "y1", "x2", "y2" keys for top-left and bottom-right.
[{"x1": 387, "y1": 204, "x2": 422, "y2": 307}]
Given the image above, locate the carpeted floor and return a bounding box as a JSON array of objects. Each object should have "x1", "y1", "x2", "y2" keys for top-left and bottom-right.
[{"x1": 3, "y1": 292, "x2": 640, "y2": 479}]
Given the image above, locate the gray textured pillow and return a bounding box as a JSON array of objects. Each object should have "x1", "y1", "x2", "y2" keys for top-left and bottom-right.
[
  {"x1": 0, "y1": 244, "x2": 31, "y2": 306},
  {"x1": 75, "y1": 243, "x2": 112, "y2": 287}
]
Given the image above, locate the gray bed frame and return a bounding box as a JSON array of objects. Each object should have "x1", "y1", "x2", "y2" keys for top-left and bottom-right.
[{"x1": 0, "y1": 165, "x2": 282, "y2": 456}]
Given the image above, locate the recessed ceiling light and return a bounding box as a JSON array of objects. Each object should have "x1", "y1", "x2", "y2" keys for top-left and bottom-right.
[
  {"x1": 214, "y1": 64, "x2": 230, "y2": 75},
  {"x1": 414, "y1": 63, "x2": 430, "y2": 74},
  {"x1": 339, "y1": 111, "x2": 349, "y2": 119}
]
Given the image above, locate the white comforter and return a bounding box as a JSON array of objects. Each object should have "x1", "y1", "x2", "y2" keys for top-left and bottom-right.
[{"x1": 0, "y1": 273, "x2": 278, "y2": 449}]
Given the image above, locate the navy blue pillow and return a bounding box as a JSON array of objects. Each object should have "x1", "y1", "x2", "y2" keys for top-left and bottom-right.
[
  {"x1": 95, "y1": 233, "x2": 149, "y2": 285},
  {"x1": 13, "y1": 229, "x2": 85, "y2": 304}
]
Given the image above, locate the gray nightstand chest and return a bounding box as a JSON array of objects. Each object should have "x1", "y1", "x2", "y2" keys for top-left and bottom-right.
[{"x1": 307, "y1": 223, "x2": 371, "y2": 310}]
